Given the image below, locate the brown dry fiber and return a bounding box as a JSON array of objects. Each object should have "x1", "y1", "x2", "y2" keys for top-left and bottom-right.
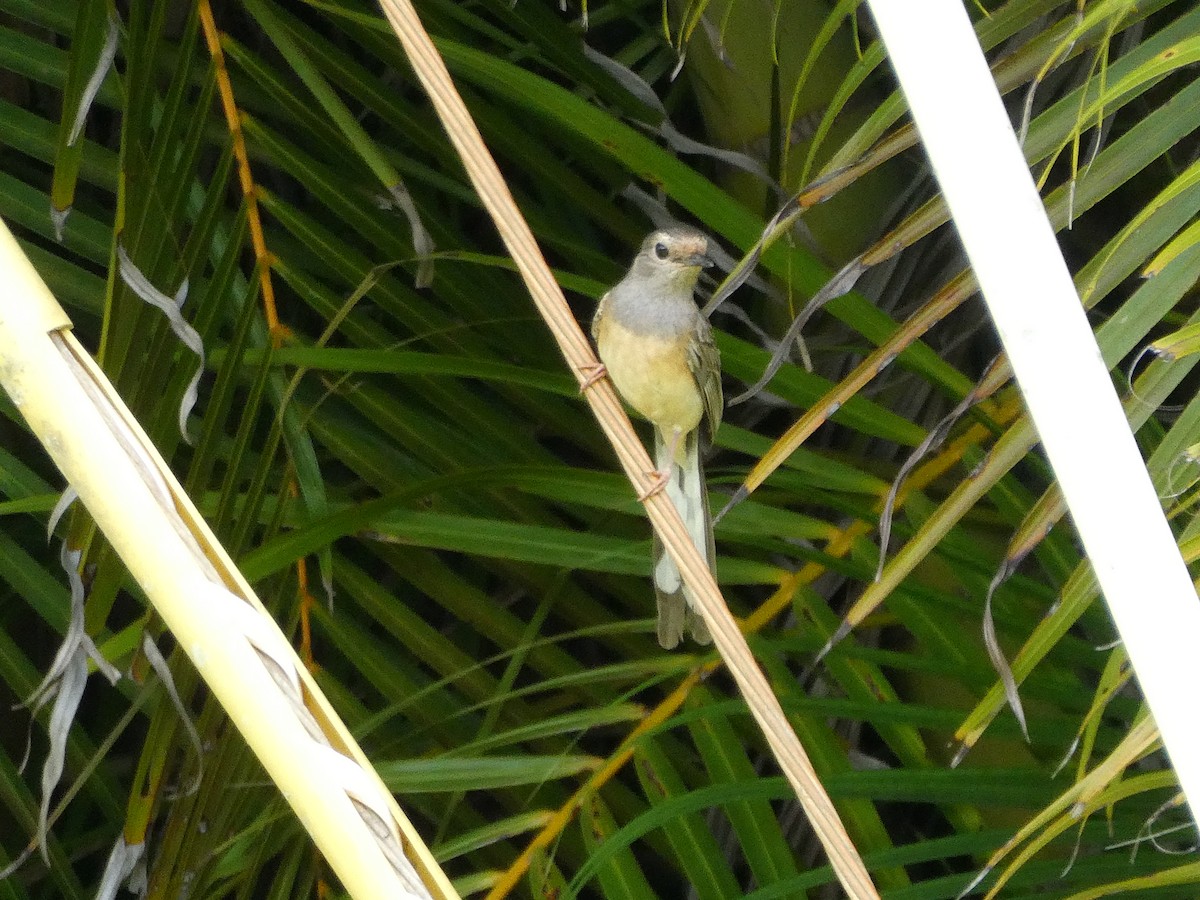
[{"x1": 374, "y1": 1, "x2": 879, "y2": 897}]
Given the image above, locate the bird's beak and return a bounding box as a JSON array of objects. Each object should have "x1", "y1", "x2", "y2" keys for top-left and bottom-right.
[{"x1": 687, "y1": 252, "x2": 715, "y2": 269}]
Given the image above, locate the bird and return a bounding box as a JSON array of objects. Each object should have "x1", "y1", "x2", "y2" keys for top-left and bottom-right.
[{"x1": 588, "y1": 225, "x2": 722, "y2": 648}]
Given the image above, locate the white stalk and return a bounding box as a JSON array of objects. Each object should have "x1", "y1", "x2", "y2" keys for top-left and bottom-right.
[{"x1": 867, "y1": 0, "x2": 1200, "y2": 821}]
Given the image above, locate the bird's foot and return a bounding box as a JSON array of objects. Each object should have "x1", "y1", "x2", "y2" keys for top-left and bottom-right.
[
  {"x1": 578, "y1": 362, "x2": 608, "y2": 392},
  {"x1": 637, "y1": 466, "x2": 672, "y2": 501}
]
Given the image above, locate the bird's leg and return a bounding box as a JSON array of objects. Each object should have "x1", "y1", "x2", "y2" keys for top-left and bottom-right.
[
  {"x1": 577, "y1": 362, "x2": 608, "y2": 392},
  {"x1": 638, "y1": 425, "x2": 682, "y2": 501}
]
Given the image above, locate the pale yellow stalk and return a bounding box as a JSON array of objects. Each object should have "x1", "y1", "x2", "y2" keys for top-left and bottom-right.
[{"x1": 0, "y1": 219, "x2": 457, "y2": 900}]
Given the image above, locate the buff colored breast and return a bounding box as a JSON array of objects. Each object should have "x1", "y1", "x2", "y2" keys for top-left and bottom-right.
[{"x1": 595, "y1": 309, "x2": 703, "y2": 438}]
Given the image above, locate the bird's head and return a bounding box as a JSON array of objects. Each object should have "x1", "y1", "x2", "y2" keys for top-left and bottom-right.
[{"x1": 632, "y1": 225, "x2": 714, "y2": 289}]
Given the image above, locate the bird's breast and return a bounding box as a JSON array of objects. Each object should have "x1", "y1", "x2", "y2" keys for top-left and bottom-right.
[{"x1": 595, "y1": 313, "x2": 703, "y2": 435}]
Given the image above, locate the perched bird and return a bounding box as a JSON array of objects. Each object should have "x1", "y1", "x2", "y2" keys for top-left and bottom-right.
[{"x1": 590, "y1": 225, "x2": 722, "y2": 648}]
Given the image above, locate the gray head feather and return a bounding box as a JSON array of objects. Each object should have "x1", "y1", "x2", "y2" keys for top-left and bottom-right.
[{"x1": 607, "y1": 226, "x2": 712, "y2": 337}]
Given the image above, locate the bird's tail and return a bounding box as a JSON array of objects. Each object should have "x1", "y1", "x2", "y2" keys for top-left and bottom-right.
[{"x1": 652, "y1": 428, "x2": 713, "y2": 648}]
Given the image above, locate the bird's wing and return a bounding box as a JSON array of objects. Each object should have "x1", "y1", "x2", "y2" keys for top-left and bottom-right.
[
  {"x1": 687, "y1": 313, "x2": 723, "y2": 438},
  {"x1": 590, "y1": 290, "x2": 609, "y2": 342}
]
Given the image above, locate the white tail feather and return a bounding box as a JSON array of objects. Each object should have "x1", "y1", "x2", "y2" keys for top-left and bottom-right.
[{"x1": 652, "y1": 430, "x2": 708, "y2": 601}]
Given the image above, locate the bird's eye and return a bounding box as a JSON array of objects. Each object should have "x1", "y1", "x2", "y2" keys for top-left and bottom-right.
[{"x1": 654, "y1": 242, "x2": 669, "y2": 260}]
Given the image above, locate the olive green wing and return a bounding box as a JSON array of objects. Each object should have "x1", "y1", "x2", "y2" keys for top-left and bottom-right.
[
  {"x1": 590, "y1": 291, "x2": 609, "y2": 342},
  {"x1": 687, "y1": 313, "x2": 723, "y2": 439}
]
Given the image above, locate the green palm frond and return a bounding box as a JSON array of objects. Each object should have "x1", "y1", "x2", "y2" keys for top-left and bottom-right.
[{"x1": 0, "y1": 0, "x2": 1197, "y2": 897}]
